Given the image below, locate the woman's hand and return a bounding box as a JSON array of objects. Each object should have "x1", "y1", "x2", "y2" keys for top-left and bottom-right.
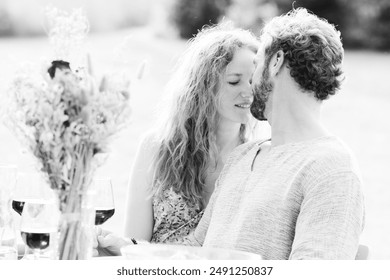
[{"x1": 93, "y1": 227, "x2": 132, "y2": 257}]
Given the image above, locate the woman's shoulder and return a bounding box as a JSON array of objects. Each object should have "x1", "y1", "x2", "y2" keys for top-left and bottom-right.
[
  {"x1": 138, "y1": 130, "x2": 162, "y2": 151},
  {"x1": 133, "y1": 130, "x2": 163, "y2": 166}
]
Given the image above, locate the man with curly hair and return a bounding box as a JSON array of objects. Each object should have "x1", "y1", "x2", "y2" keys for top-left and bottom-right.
[{"x1": 186, "y1": 8, "x2": 365, "y2": 259}]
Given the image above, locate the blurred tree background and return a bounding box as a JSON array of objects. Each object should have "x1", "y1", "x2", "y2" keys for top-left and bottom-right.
[
  {"x1": 0, "y1": 0, "x2": 389, "y2": 49},
  {"x1": 171, "y1": 0, "x2": 231, "y2": 38},
  {"x1": 274, "y1": 0, "x2": 390, "y2": 50},
  {"x1": 169, "y1": 0, "x2": 390, "y2": 50}
]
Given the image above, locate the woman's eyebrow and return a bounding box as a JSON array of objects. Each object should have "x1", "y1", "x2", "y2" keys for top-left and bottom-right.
[{"x1": 226, "y1": 73, "x2": 242, "y2": 76}]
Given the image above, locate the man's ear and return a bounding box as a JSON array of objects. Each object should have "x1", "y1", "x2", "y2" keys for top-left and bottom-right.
[{"x1": 269, "y1": 50, "x2": 284, "y2": 77}]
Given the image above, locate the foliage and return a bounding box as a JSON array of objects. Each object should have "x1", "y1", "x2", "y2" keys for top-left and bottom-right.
[
  {"x1": 171, "y1": 0, "x2": 231, "y2": 38},
  {"x1": 371, "y1": 2, "x2": 390, "y2": 50},
  {"x1": 275, "y1": 0, "x2": 390, "y2": 50},
  {"x1": 226, "y1": 0, "x2": 390, "y2": 50},
  {"x1": 44, "y1": 7, "x2": 90, "y2": 60},
  {"x1": 275, "y1": 0, "x2": 349, "y2": 38},
  {"x1": 0, "y1": 9, "x2": 13, "y2": 37},
  {"x1": 5, "y1": 64, "x2": 131, "y2": 210},
  {"x1": 225, "y1": 0, "x2": 278, "y2": 36}
]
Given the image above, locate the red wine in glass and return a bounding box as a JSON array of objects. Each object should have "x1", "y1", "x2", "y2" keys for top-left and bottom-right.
[
  {"x1": 20, "y1": 232, "x2": 50, "y2": 250},
  {"x1": 95, "y1": 208, "x2": 115, "y2": 225},
  {"x1": 12, "y1": 200, "x2": 25, "y2": 215}
]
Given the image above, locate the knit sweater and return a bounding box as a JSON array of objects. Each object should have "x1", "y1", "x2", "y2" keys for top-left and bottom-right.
[{"x1": 187, "y1": 136, "x2": 365, "y2": 260}]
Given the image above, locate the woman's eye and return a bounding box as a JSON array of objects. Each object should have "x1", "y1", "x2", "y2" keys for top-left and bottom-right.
[{"x1": 228, "y1": 81, "x2": 239, "y2": 85}]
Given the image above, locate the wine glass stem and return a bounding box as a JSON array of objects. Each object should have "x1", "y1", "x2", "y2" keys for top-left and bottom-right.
[
  {"x1": 23, "y1": 244, "x2": 28, "y2": 259},
  {"x1": 33, "y1": 249, "x2": 40, "y2": 260}
]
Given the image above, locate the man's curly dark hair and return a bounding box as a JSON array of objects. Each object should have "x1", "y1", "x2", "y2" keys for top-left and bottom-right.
[
  {"x1": 261, "y1": 8, "x2": 344, "y2": 100},
  {"x1": 47, "y1": 60, "x2": 71, "y2": 79}
]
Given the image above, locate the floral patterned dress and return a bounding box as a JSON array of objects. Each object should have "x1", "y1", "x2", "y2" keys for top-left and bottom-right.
[{"x1": 151, "y1": 187, "x2": 204, "y2": 243}]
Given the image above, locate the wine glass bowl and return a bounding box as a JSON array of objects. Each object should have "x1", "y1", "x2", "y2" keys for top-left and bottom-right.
[
  {"x1": 95, "y1": 208, "x2": 115, "y2": 225},
  {"x1": 21, "y1": 232, "x2": 51, "y2": 251},
  {"x1": 12, "y1": 200, "x2": 25, "y2": 216},
  {"x1": 12, "y1": 173, "x2": 54, "y2": 216},
  {"x1": 20, "y1": 200, "x2": 59, "y2": 259},
  {"x1": 92, "y1": 178, "x2": 115, "y2": 225}
]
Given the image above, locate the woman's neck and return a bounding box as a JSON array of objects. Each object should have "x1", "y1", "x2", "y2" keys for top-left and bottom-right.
[{"x1": 215, "y1": 119, "x2": 242, "y2": 153}]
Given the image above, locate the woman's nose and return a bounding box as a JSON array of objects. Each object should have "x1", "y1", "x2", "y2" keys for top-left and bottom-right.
[{"x1": 240, "y1": 84, "x2": 253, "y2": 98}]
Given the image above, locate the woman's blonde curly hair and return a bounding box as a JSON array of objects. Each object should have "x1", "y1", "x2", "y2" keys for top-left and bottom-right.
[{"x1": 152, "y1": 23, "x2": 259, "y2": 208}]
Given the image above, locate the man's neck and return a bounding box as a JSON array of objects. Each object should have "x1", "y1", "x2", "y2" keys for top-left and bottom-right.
[{"x1": 269, "y1": 86, "x2": 330, "y2": 147}]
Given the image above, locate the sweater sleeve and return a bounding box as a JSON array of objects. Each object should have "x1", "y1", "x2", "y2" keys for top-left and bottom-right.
[{"x1": 289, "y1": 170, "x2": 365, "y2": 260}]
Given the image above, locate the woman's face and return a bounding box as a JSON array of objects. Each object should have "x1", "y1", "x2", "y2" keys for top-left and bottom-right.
[{"x1": 217, "y1": 47, "x2": 256, "y2": 125}]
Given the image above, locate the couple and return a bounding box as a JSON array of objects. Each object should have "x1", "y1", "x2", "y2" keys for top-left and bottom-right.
[{"x1": 95, "y1": 8, "x2": 365, "y2": 260}]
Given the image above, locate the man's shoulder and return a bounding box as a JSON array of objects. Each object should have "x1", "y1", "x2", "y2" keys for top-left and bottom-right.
[
  {"x1": 293, "y1": 137, "x2": 364, "y2": 198},
  {"x1": 311, "y1": 136, "x2": 357, "y2": 162},
  {"x1": 305, "y1": 136, "x2": 362, "y2": 180}
]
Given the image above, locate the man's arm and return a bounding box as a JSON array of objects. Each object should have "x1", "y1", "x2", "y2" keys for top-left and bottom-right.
[{"x1": 289, "y1": 171, "x2": 365, "y2": 259}]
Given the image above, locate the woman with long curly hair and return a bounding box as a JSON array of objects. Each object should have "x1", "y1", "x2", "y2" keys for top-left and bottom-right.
[
  {"x1": 127, "y1": 24, "x2": 259, "y2": 243},
  {"x1": 94, "y1": 23, "x2": 260, "y2": 254}
]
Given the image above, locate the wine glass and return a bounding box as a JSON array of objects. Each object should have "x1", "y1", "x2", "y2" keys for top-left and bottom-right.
[
  {"x1": 12, "y1": 173, "x2": 55, "y2": 259},
  {"x1": 92, "y1": 178, "x2": 115, "y2": 225},
  {"x1": 12, "y1": 173, "x2": 53, "y2": 216},
  {"x1": 20, "y1": 200, "x2": 59, "y2": 260}
]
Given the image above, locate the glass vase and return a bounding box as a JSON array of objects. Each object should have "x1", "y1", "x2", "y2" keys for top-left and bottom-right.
[{"x1": 56, "y1": 188, "x2": 95, "y2": 260}]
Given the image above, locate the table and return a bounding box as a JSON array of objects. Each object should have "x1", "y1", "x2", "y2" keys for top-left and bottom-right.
[{"x1": 119, "y1": 244, "x2": 262, "y2": 260}]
